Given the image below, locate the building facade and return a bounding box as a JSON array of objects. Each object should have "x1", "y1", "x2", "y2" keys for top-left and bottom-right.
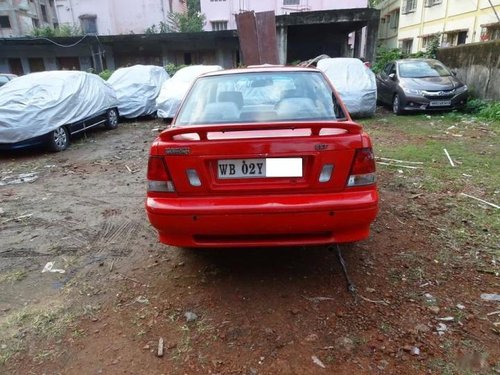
[
  {"x1": 0, "y1": 0, "x2": 58, "y2": 37},
  {"x1": 53, "y1": 0, "x2": 186, "y2": 35},
  {"x1": 201, "y1": 0, "x2": 368, "y2": 31},
  {"x1": 377, "y1": 0, "x2": 500, "y2": 53}
]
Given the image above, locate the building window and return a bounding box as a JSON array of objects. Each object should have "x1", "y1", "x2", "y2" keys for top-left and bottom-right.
[
  {"x1": 32, "y1": 18, "x2": 40, "y2": 28},
  {"x1": 41, "y1": 4, "x2": 48, "y2": 23},
  {"x1": 390, "y1": 11, "x2": 399, "y2": 29},
  {"x1": 0, "y1": 15, "x2": 11, "y2": 28},
  {"x1": 80, "y1": 15, "x2": 97, "y2": 34},
  {"x1": 283, "y1": 0, "x2": 300, "y2": 5},
  {"x1": 424, "y1": 0, "x2": 442, "y2": 7},
  {"x1": 480, "y1": 23, "x2": 500, "y2": 41},
  {"x1": 402, "y1": 0, "x2": 417, "y2": 14},
  {"x1": 211, "y1": 21, "x2": 228, "y2": 31},
  {"x1": 401, "y1": 39, "x2": 413, "y2": 54},
  {"x1": 443, "y1": 30, "x2": 468, "y2": 46}
]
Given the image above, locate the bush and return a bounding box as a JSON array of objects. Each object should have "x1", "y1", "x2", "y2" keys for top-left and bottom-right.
[
  {"x1": 462, "y1": 98, "x2": 500, "y2": 121},
  {"x1": 464, "y1": 98, "x2": 487, "y2": 114},
  {"x1": 164, "y1": 63, "x2": 187, "y2": 76},
  {"x1": 372, "y1": 47, "x2": 405, "y2": 73},
  {"x1": 98, "y1": 69, "x2": 113, "y2": 81},
  {"x1": 478, "y1": 101, "x2": 500, "y2": 121}
]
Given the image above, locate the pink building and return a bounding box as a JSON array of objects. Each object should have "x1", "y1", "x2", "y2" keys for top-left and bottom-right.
[
  {"x1": 54, "y1": 0, "x2": 186, "y2": 35},
  {"x1": 201, "y1": 0, "x2": 368, "y2": 31}
]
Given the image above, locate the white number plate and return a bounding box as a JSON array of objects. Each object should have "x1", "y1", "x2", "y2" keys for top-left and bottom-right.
[
  {"x1": 218, "y1": 158, "x2": 302, "y2": 179},
  {"x1": 429, "y1": 100, "x2": 451, "y2": 107}
]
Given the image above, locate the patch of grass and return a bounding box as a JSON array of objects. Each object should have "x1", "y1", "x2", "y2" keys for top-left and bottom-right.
[
  {"x1": 0, "y1": 305, "x2": 75, "y2": 365},
  {"x1": 0, "y1": 270, "x2": 27, "y2": 284},
  {"x1": 363, "y1": 110, "x2": 499, "y2": 269}
]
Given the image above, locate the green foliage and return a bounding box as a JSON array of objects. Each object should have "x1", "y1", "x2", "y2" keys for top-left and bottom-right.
[
  {"x1": 464, "y1": 98, "x2": 488, "y2": 114},
  {"x1": 368, "y1": 0, "x2": 384, "y2": 7},
  {"x1": 372, "y1": 47, "x2": 405, "y2": 73},
  {"x1": 164, "y1": 63, "x2": 187, "y2": 76},
  {"x1": 462, "y1": 99, "x2": 500, "y2": 121},
  {"x1": 478, "y1": 101, "x2": 500, "y2": 121},
  {"x1": 424, "y1": 33, "x2": 441, "y2": 59},
  {"x1": 31, "y1": 25, "x2": 82, "y2": 37},
  {"x1": 144, "y1": 0, "x2": 205, "y2": 33},
  {"x1": 98, "y1": 69, "x2": 113, "y2": 81}
]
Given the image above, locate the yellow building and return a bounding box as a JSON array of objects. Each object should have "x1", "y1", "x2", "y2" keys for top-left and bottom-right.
[{"x1": 377, "y1": 0, "x2": 500, "y2": 53}]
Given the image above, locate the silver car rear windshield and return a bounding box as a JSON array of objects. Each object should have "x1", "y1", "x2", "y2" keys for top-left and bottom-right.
[
  {"x1": 399, "y1": 61, "x2": 452, "y2": 78},
  {"x1": 174, "y1": 71, "x2": 345, "y2": 126}
]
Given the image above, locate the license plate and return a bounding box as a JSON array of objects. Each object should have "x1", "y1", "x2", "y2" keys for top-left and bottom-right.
[
  {"x1": 217, "y1": 158, "x2": 302, "y2": 179},
  {"x1": 429, "y1": 100, "x2": 451, "y2": 107}
]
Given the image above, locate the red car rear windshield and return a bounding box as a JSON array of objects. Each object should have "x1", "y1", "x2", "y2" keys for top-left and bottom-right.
[{"x1": 174, "y1": 71, "x2": 345, "y2": 126}]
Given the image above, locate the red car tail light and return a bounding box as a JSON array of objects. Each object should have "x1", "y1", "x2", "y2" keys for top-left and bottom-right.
[
  {"x1": 147, "y1": 156, "x2": 175, "y2": 192},
  {"x1": 347, "y1": 148, "x2": 376, "y2": 187}
]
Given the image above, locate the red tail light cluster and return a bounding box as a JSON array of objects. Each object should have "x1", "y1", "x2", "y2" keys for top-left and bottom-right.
[
  {"x1": 347, "y1": 148, "x2": 376, "y2": 187},
  {"x1": 147, "y1": 156, "x2": 175, "y2": 192}
]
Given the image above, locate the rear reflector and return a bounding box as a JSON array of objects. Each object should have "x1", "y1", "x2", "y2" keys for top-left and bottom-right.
[
  {"x1": 347, "y1": 148, "x2": 376, "y2": 187},
  {"x1": 147, "y1": 156, "x2": 175, "y2": 192},
  {"x1": 186, "y1": 169, "x2": 202, "y2": 187},
  {"x1": 319, "y1": 164, "x2": 334, "y2": 183}
]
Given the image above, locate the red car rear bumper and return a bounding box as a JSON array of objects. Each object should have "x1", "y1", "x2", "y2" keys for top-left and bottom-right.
[{"x1": 146, "y1": 190, "x2": 378, "y2": 248}]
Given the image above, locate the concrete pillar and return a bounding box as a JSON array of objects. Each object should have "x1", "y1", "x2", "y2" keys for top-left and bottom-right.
[
  {"x1": 365, "y1": 19, "x2": 379, "y2": 63},
  {"x1": 277, "y1": 25, "x2": 287, "y2": 65},
  {"x1": 21, "y1": 58, "x2": 30, "y2": 74}
]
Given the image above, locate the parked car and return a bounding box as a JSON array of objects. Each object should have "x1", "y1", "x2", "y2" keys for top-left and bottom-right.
[
  {"x1": 156, "y1": 65, "x2": 223, "y2": 120},
  {"x1": 0, "y1": 71, "x2": 119, "y2": 152},
  {"x1": 0, "y1": 73, "x2": 17, "y2": 87},
  {"x1": 317, "y1": 57, "x2": 377, "y2": 117},
  {"x1": 108, "y1": 65, "x2": 169, "y2": 118},
  {"x1": 376, "y1": 58, "x2": 468, "y2": 115},
  {"x1": 146, "y1": 67, "x2": 379, "y2": 248}
]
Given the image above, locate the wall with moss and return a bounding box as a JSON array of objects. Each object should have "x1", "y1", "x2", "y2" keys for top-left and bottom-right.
[{"x1": 437, "y1": 40, "x2": 500, "y2": 100}]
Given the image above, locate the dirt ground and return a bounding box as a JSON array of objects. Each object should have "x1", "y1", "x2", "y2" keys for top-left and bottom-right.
[{"x1": 0, "y1": 116, "x2": 498, "y2": 375}]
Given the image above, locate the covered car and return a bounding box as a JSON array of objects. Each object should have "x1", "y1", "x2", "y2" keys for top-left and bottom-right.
[
  {"x1": 108, "y1": 65, "x2": 169, "y2": 118},
  {"x1": 146, "y1": 67, "x2": 378, "y2": 248},
  {"x1": 156, "y1": 65, "x2": 223, "y2": 119},
  {"x1": 317, "y1": 58, "x2": 377, "y2": 118},
  {"x1": 0, "y1": 70, "x2": 119, "y2": 152}
]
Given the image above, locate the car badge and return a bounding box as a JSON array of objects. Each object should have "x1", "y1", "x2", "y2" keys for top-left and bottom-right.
[
  {"x1": 165, "y1": 147, "x2": 191, "y2": 155},
  {"x1": 315, "y1": 144, "x2": 328, "y2": 151}
]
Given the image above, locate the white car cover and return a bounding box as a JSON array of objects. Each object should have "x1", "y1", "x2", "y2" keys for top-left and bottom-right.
[
  {"x1": 108, "y1": 65, "x2": 169, "y2": 118},
  {"x1": 317, "y1": 58, "x2": 377, "y2": 117},
  {"x1": 156, "y1": 65, "x2": 223, "y2": 119},
  {"x1": 0, "y1": 71, "x2": 118, "y2": 144}
]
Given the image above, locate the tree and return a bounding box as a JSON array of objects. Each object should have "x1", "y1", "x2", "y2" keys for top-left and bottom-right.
[
  {"x1": 368, "y1": 0, "x2": 384, "y2": 7},
  {"x1": 145, "y1": 0, "x2": 205, "y2": 34}
]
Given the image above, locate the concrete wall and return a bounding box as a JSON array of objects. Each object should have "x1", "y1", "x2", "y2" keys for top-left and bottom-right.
[
  {"x1": 437, "y1": 40, "x2": 500, "y2": 100},
  {"x1": 54, "y1": 0, "x2": 186, "y2": 35},
  {"x1": 201, "y1": 0, "x2": 368, "y2": 31}
]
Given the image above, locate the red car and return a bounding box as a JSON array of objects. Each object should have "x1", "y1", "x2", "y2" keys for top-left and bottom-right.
[{"x1": 146, "y1": 67, "x2": 378, "y2": 248}]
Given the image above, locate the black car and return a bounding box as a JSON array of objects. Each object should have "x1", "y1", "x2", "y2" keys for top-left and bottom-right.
[{"x1": 376, "y1": 59, "x2": 468, "y2": 115}]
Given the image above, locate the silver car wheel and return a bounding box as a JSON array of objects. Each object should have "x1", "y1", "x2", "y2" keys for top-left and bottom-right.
[
  {"x1": 105, "y1": 109, "x2": 119, "y2": 129},
  {"x1": 53, "y1": 127, "x2": 68, "y2": 148}
]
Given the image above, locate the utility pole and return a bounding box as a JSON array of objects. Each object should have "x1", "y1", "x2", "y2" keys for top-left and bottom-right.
[{"x1": 487, "y1": 0, "x2": 500, "y2": 23}]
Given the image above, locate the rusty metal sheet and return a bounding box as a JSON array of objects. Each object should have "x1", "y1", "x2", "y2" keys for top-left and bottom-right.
[{"x1": 236, "y1": 11, "x2": 279, "y2": 66}]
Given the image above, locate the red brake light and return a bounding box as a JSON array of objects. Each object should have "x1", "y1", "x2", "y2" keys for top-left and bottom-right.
[
  {"x1": 147, "y1": 156, "x2": 175, "y2": 192},
  {"x1": 347, "y1": 148, "x2": 376, "y2": 187}
]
